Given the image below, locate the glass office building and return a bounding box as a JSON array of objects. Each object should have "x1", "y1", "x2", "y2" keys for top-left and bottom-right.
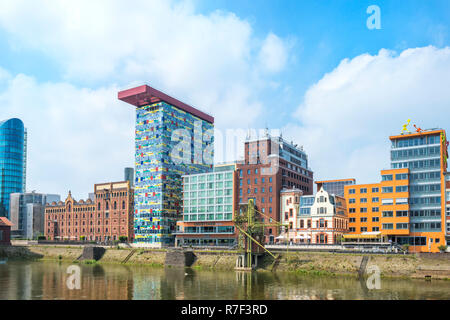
[
  {"x1": 176, "y1": 164, "x2": 237, "y2": 247},
  {"x1": 390, "y1": 130, "x2": 446, "y2": 250},
  {"x1": 0, "y1": 118, "x2": 27, "y2": 219}
]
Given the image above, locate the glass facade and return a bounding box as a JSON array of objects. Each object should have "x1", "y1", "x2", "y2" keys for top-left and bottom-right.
[
  {"x1": 391, "y1": 133, "x2": 442, "y2": 232},
  {"x1": 134, "y1": 102, "x2": 213, "y2": 246},
  {"x1": 0, "y1": 118, "x2": 26, "y2": 219},
  {"x1": 318, "y1": 180, "x2": 355, "y2": 197},
  {"x1": 182, "y1": 167, "x2": 234, "y2": 223}
]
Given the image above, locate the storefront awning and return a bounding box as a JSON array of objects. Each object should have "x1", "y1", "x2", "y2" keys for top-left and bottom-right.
[{"x1": 343, "y1": 232, "x2": 382, "y2": 239}]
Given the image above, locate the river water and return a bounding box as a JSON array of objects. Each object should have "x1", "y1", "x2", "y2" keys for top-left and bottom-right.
[{"x1": 0, "y1": 261, "x2": 449, "y2": 300}]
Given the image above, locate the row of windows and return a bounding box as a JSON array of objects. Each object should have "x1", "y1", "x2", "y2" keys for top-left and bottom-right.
[
  {"x1": 391, "y1": 146, "x2": 440, "y2": 160},
  {"x1": 410, "y1": 171, "x2": 440, "y2": 181},
  {"x1": 241, "y1": 177, "x2": 273, "y2": 185},
  {"x1": 182, "y1": 226, "x2": 234, "y2": 233},
  {"x1": 184, "y1": 189, "x2": 233, "y2": 198},
  {"x1": 183, "y1": 213, "x2": 233, "y2": 221},
  {"x1": 409, "y1": 184, "x2": 441, "y2": 193},
  {"x1": 241, "y1": 187, "x2": 273, "y2": 195},
  {"x1": 185, "y1": 172, "x2": 233, "y2": 183},
  {"x1": 184, "y1": 181, "x2": 233, "y2": 191},
  {"x1": 48, "y1": 227, "x2": 127, "y2": 235},
  {"x1": 183, "y1": 205, "x2": 233, "y2": 214},
  {"x1": 96, "y1": 191, "x2": 128, "y2": 198},
  {"x1": 392, "y1": 135, "x2": 440, "y2": 148},
  {"x1": 48, "y1": 218, "x2": 127, "y2": 227},
  {"x1": 392, "y1": 158, "x2": 441, "y2": 169}
]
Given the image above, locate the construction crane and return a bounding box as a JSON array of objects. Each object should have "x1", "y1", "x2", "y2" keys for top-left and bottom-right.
[{"x1": 233, "y1": 199, "x2": 289, "y2": 269}]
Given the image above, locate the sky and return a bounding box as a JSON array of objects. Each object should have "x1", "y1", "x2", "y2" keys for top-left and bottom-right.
[{"x1": 0, "y1": 0, "x2": 449, "y2": 199}]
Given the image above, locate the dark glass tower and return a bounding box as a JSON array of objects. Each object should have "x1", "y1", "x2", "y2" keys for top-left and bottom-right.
[{"x1": 0, "y1": 118, "x2": 27, "y2": 218}]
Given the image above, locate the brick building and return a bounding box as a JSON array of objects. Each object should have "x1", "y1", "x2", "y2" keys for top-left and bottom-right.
[
  {"x1": 0, "y1": 217, "x2": 13, "y2": 245},
  {"x1": 45, "y1": 181, "x2": 134, "y2": 242},
  {"x1": 237, "y1": 132, "x2": 313, "y2": 244}
]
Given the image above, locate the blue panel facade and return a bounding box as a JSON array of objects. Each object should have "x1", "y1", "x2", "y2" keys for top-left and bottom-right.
[
  {"x1": 0, "y1": 118, "x2": 26, "y2": 219},
  {"x1": 134, "y1": 102, "x2": 213, "y2": 246}
]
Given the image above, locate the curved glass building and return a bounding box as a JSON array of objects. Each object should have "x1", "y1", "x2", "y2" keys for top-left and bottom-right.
[{"x1": 0, "y1": 118, "x2": 27, "y2": 218}]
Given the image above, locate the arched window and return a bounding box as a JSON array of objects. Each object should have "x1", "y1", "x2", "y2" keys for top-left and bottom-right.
[
  {"x1": 122, "y1": 201, "x2": 126, "y2": 210},
  {"x1": 106, "y1": 202, "x2": 109, "y2": 210},
  {"x1": 98, "y1": 203, "x2": 101, "y2": 211},
  {"x1": 114, "y1": 201, "x2": 117, "y2": 210}
]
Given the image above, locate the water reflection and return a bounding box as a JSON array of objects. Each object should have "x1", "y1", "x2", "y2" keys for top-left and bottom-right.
[{"x1": 0, "y1": 261, "x2": 449, "y2": 300}]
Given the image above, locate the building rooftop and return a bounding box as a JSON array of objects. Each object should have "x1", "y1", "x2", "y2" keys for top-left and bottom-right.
[
  {"x1": 389, "y1": 128, "x2": 444, "y2": 140},
  {"x1": 118, "y1": 84, "x2": 214, "y2": 124},
  {"x1": 0, "y1": 217, "x2": 13, "y2": 227},
  {"x1": 315, "y1": 178, "x2": 356, "y2": 184}
]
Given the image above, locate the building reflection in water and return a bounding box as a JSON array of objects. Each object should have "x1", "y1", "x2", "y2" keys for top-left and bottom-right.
[{"x1": 1, "y1": 261, "x2": 450, "y2": 300}]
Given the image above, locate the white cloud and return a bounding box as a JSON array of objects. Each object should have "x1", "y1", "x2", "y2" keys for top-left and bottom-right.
[
  {"x1": 0, "y1": 74, "x2": 134, "y2": 200},
  {"x1": 286, "y1": 46, "x2": 450, "y2": 185},
  {"x1": 0, "y1": 0, "x2": 295, "y2": 198},
  {"x1": 0, "y1": 0, "x2": 291, "y2": 129},
  {"x1": 258, "y1": 33, "x2": 290, "y2": 73}
]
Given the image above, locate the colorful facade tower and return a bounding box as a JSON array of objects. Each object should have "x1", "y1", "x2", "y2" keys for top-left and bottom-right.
[
  {"x1": 0, "y1": 118, "x2": 27, "y2": 219},
  {"x1": 119, "y1": 85, "x2": 214, "y2": 247},
  {"x1": 344, "y1": 128, "x2": 449, "y2": 253}
]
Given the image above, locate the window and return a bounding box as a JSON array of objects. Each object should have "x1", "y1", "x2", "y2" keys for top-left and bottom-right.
[
  {"x1": 382, "y1": 223, "x2": 393, "y2": 230},
  {"x1": 349, "y1": 218, "x2": 356, "y2": 223},
  {"x1": 360, "y1": 198, "x2": 367, "y2": 203},
  {"x1": 360, "y1": 227, "x2": 367, "y2": 232},
  {"x1": 349, "y1": 189, "x2": 356, "y2": 194},
  {"x1": 349, "y1": 199, "x2": 356, "y2": 204},
  {"x1": 360, "y1": 188, "x2": 367, "y2": 194},
  {"x1": 395, "y1": 173, "x2": 408, "y2": 180},
  {"x1": 396, "y1": 223, "x2": 408, "y2": 229},
  {"x1": 372, "y1": 197, "x2": 379, "y2": 203},
  {"x1": 382, "y1": 175, "x2": 393, "y2": 181},
  {"x1": 360, "y1": 208, "x2": 367, "y2": 213},
  {"x1": 382, "y1": 187, "x2": 393, "y2": 193},
  {"x1": 349, "y1": 208, "x2": 356, "y2": 213},
  {"x1": 349, "y1": 227, "x2": 356, "y2": 232},
  {"x1": 372, "y1": 207, "x2": 379, "y2": 212},
  {"x1": 372, "y1": 187, "x2": 379, "y2": 193},
  {"x1": 396, "y1": 186, "x2": 408, "y2": 193},
  {"x1": 396, "y1": 210, "x2": 408, "y2": 217},
  {"x1": 372, "y1": 227, "x2": 379, "y2": 232},
  {"x1": 372, "y1": 217, "x2": 379, "y2": 222},
  {"x1": 382, "y1": 211, "x2": 394, "y2": 217},
  {"x1": 360, "y1": 217, "x2": 367, "y2": 222}
]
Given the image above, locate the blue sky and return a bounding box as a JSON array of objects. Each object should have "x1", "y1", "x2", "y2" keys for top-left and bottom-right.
[{"x1": 0, "y1": 0, "x2": 449, "y2": 198}]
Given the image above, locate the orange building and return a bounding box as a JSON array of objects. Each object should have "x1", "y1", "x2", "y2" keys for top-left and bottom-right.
[{"x1": 345, "y1": 128, "x2": 449, "y2": 253}]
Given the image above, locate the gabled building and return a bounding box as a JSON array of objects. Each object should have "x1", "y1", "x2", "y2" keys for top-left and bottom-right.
[
  {"x1": 45, "y1": 181, "x2": 134, "y2": 242},
  {"x1": 280, "y1": 187, "x2": 348, "y2": 244}
]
